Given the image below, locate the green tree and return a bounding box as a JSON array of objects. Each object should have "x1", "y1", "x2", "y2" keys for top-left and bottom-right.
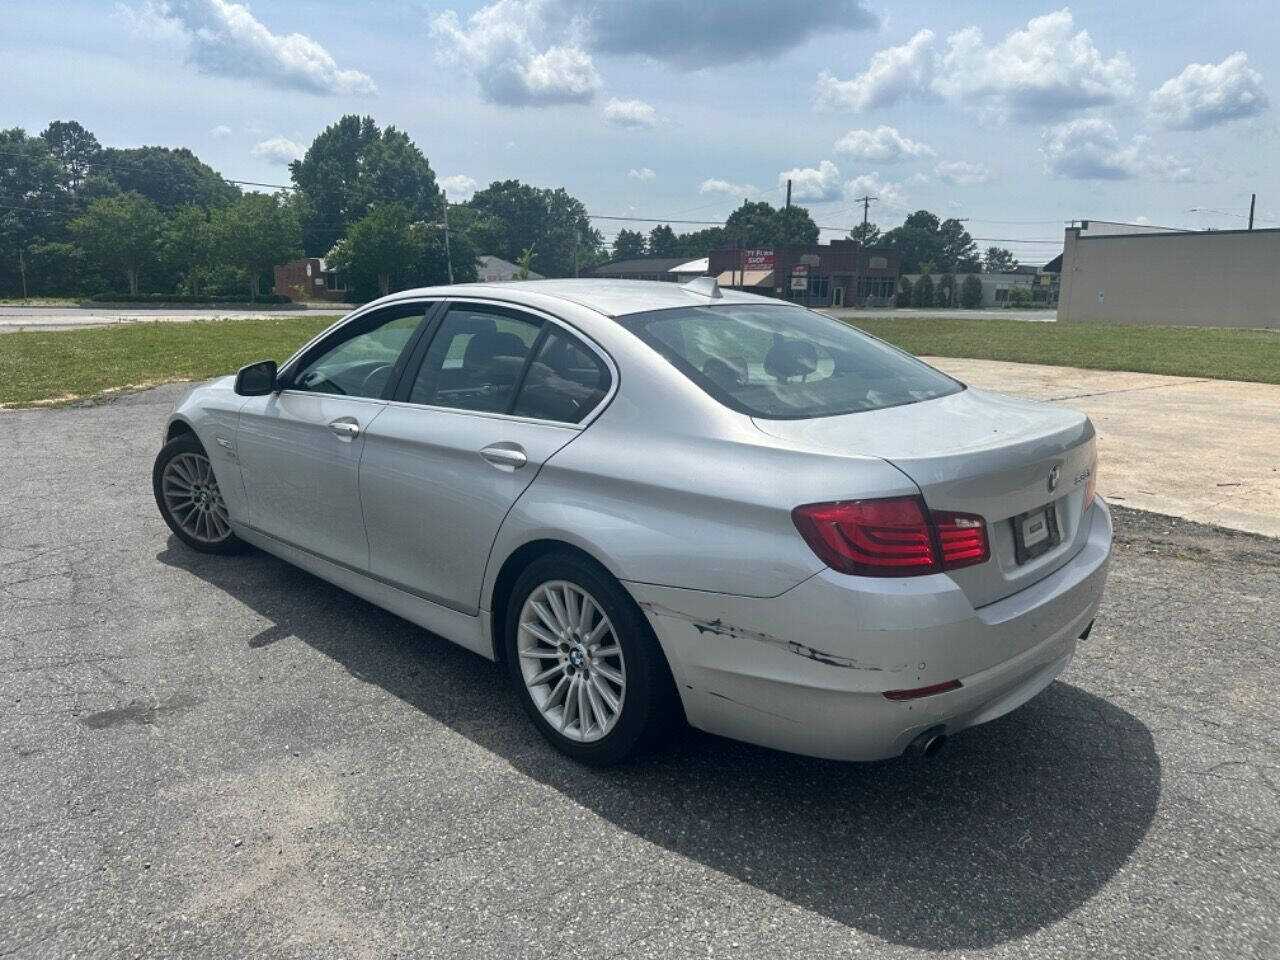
[
  {"x1": 724, "y1": 201, "x2": 820, "y2": 248},
  {"x1": 514, "y1": 245, "x2": 537, "y2": 280},
  {"x1": 70, "y1": 192, "x2": 164, "y2": 295},
  {"x1": 896, "y1": 275, "x2": 913, "y2": 307},
  {"x1": 0, "y1": 128, "x2": 72, "y2": 297},
  {"x1": 960, "y1": 273, "x2": 983, "y2": 307},
  {"x1": 1008, "y1": 286, "x2": 1033, "y2": 306},
  {"x1": 465, "y1": 179, "x2": 599, "y2": 277},
  {"x1": 40, "y1": 120, "x2": 101, "y2": 192},
  {"x1": 983, "y1": 246, "x2": 1019, "y2": 273},
  {"x1": 882, "y1": 210, "x2": 979, "y2": 273},
  {"x1": 673, "y1": 226, "x2": 726, "y2": 257},
  {"x1": 648, "y1": 224, "x2": 678, "y2": 257},
  {"x1": 290, "y1": 116, "x2": 441, "y2": 256},
  {"x1": 849, "y1": 221, "x2": 881, "y2": 245},
  {"x1": 97, "y1": 145, "x2": 239, "y2": 211},
  {"x1": 911, "y1": 270, "x2": 934, "y2": 308},
  {"x1": 611, "y1": 228, "x2": 647, "y2": 259},
  {"x1": 936, "y1": 272, "x2": 956, "y2": 307},
  {"x1": 164, "y1": 205, "x2": 213, "y2": 295},
  {"x1": 325, "y1": 204, "x2": 417, "y2": 298},
  {"x1": 212, "y1": 193, "x2": 301, "y2": 298}
]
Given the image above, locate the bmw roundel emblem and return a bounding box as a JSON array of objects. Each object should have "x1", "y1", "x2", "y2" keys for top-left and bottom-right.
[{"x1": 1048, "y1": 465, "x2": 1061, "y2": 492}]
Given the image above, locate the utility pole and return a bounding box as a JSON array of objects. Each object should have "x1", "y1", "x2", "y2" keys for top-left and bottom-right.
[
  {"x1": 442, "y1": 192, "x2": 454, "y2": 284},
  {"x1": 574, "y1": 228, "x2": 580, "y2": 277},
  {"x1": 785, "y1": 179, "x2": 792, "y2": 210},
  {"x1": 852, "y1": 194, "x2": 877, "y2": 238},
  {"x1": 1249, "y1": 193, "x2": 1256, "y2": 230}
]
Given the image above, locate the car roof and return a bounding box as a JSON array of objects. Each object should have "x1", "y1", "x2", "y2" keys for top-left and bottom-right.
[{"x1": 381, "y1": 278, "x2": 787, "y2": 319}]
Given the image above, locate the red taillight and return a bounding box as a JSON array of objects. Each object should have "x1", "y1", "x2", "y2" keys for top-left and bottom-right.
[
  {"x1": 792, "y1": 496, "x2": 989, "y2": 578},
  {"x1": 934, "y1": 511, "x2": 990, "y2": 569}
]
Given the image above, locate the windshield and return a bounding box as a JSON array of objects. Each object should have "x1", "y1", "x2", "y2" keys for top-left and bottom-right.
[{"x1": 618, "y1": 303, "x2": 963, "y2": 419}]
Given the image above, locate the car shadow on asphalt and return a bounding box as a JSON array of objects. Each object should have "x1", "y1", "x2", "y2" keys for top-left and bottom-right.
[{"x1": 159, "y1": 540, "x2": 1161, "y2": 952}]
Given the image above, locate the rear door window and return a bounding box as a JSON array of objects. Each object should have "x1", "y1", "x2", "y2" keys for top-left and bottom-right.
[{"x1": 408, "y1": 306, "x2": 542, "y2": 414}]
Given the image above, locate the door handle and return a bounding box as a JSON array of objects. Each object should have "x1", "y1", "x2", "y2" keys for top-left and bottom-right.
[
  {"x1": 328, "y1": 417, "x2": 360, "y2": 440},
  {"x1": 479, "y1": 443, "x2": 528, "y2": 470}
]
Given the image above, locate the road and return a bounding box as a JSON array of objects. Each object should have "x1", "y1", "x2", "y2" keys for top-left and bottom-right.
[
  {"x1": 928, "y1": 357, "x2": 1280, "y2": 539},
  {"x1": 831, "y1": 306, "x2": 1057, "y2": 322},
  {"x1": 2, "y1": 385, "x2": 1277, "y2": 959},
  {"x1": 0, "y1": 303, "x2": 1053, "y2": 333},
  {"x1": 0, "y1": 302, "x2": 347, "y2": 333}
]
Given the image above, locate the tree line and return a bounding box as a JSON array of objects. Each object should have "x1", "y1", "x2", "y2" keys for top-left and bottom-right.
[{"x1": 1, "y1": 115, "x2": 1025, "y2": 301}]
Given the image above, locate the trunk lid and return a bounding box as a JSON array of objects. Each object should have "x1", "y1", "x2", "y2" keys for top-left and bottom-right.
[{"x1": 754, "y1": 387, "x2": 1097, "y2": 607}]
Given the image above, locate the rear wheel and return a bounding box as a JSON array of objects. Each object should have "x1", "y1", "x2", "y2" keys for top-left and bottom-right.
[
  {"x1": 506, "y1": 553, "x2": 679, "y2": 764},
  {"x1": 152, "y1": 434, "x2": 247, "y2": 555}
]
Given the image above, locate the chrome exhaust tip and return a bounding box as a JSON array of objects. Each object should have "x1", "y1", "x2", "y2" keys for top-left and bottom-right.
[{"x1": 906, "y1": 726, "x2": 948, "y2": 758}]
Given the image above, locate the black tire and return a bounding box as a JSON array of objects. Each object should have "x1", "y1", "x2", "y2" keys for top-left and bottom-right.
[
  {"x1": 152, "y1": 434, "x2": 248, "y2": 555},
  {"x1": 505, "y1": 552, "x2": 681, "y2": 765}
]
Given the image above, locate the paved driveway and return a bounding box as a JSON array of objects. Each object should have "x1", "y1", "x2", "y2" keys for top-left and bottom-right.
[
  {"x1": 929, "y1": 357, "x2": 1280, "y2": 539},
  {"x1": 2, "y1": 387, "x2": 1278, "y2": 959}
]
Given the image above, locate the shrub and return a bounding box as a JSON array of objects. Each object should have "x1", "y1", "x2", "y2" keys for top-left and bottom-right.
[
  {"x1": 896, "y1": 276, "x2": 912, "y2": 307},
  {"x1": 960, "y1": 274, "x2": 983, "y2": 308}
]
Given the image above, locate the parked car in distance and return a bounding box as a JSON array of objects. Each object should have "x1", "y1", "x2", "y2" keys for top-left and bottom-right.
[{"x1": 154, "y1": 278, "x2": 1111, "y2": 764}]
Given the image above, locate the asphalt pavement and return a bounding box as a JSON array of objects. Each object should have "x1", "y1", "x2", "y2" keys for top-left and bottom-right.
[{"x1": 2, "y1": 385, "x2": 1277, "y2": 959}]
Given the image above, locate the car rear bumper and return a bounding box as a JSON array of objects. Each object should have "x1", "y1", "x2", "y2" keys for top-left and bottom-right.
[{"x1": 627, "y1": 498, "x2": 1112, "y2": 761}]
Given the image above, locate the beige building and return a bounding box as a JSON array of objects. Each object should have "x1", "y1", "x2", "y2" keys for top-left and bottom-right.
[{"x1": 1057, "y1": 221, "x2": 1280, "y2": 329}]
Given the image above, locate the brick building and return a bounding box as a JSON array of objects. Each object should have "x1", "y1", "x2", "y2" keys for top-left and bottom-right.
[
  {"x1": 273, "y1": 257, "x2": 349, "y2": 302},
  {"x1": 707, "y1": 241, "x2": 900, "y2": 308}
]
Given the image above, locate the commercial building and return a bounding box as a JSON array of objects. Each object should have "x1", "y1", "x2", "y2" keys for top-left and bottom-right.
[
  {"x1": 706, "y1": 241, "x2": 900, "y2": 308},
  {"x1": 1057, "y1": 219, "x2": 1280, "y2": 328},
  {"x1": 273, "y1": 257, "x2": 348, "y2": 302},
  {"x1": 586, "y1": 257, "x2": 687, "y2": 282}
]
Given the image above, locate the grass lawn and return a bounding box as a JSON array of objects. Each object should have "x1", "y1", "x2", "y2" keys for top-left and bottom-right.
[
  {"x1": 0, "y1": 316, "x2": 338, "y2": 407},
  {"x1": 2, "y1": 312, "x2": 1278, "y2": 408},
  {"x1": 848, "y1": 316, "x2": 1280, "y2": 385}
]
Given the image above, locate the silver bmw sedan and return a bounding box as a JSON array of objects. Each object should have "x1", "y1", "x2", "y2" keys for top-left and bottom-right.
[{"x1": 154, "y1": 278, "x2": 1110, "y2": 764}]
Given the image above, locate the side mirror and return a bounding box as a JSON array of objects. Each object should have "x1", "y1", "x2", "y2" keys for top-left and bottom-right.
[{"x1": 234, "y1": 359, "x2": 278, "y2": 396}]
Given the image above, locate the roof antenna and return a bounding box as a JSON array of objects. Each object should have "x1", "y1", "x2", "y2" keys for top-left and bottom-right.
[{"x1": 683, "y1": 276, "x2": 721, "y2": 299}]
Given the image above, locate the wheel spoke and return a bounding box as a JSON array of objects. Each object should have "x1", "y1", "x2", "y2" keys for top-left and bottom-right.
[
  {"x1": 559, "y1": 676, "x2": 578, "y2": 731},
  {"x1": 519, "y1": 620, "x2": 560, "y2": 647},
  {"x1": 595, "y1": 662, "x2": 624, "y2": 686},
  {"x1": 589, "y1": 673, "x2": 619, "y2": 713},
  {"x1": 544, "y1": 586, "x2": 571, "y2": 634},
  {"x1": 577, "y1": 676, "x2": 590, "y2": 736},
  {"x1": 578, "y1": 594, "x2": 596, "y2": 634},
  {"x1": 518, "y1": 641, "x2": 560, "y2": 659},
  {"x1": 529, "y1": 599, "x2": 560, "y2": 635},
  {"x1": 528, "y1": 662, "x2": 564, "y2": 686},
  {"x1": 564, "y1": 588, "x2": 580, "y2": 633},
  {"x1": 585, "y1": 618, "x2": 611, "y2": 646},
  {"x1": 590, "y1": 643, "x2": 621, "y2": 659},
  {"x1": 585, "y1": 678, "x2": 607, "y2": 732},
  {"x1": 545, "y1": 674, "x2": 570, "y2": 711}
]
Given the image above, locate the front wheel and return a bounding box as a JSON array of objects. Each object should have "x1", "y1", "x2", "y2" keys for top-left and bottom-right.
[
  {"x1": 505, "y1": 554, "x2": 680, "y2": 765},
  {"x1": 152, "y1": 434, "x2": 247, "y2": 555}
]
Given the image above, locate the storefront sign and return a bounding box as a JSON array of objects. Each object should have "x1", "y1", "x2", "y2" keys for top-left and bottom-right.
[{"x1": 743, "y1": 249, "x2": 774, "y2": 270}]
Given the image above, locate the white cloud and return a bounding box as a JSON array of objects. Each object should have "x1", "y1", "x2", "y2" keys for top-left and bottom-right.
[
  {"x1": 431, "y1": 1, "x2": 600, "y2": 106},
  {"x1": 936, "y1": 9, "x2": 1135, "y2": 122},
  {"x1": 778, "y1": 160, "x2": 843, "y2": 202},
  {"x1": 210, "y1": 124, "x2": 232, "y2": 138},
  {"x1": 815, "y1": 29, "x2": 935, "y2": 112},
  {"x1": 604, "y1": 98, "x2": 657, "y2": 127},
  {"x1": 628, "y1": 167, "x2": 656, "y2": 181},
  {"x1": 699, "y1": 178, "x2": 758, "y2": 197},
  {"x1": 1150, "y1": 52, "x2": 1269, "y2": 130},
  {"x1": 128, "y1": 0, "x2": 376, "y2": 95},
  {"x1": 251, "y1": 136, "x2": 303, "y2": 164},
  {"x1": 1041, "y1": 118, "x2": 1191, "y2": 181},
  {"x1": 934, "y1": 160, "x2": 990, "y2": 185},
  {"x1": 834, "y1": 125, "x2": 934, "y2": 162},
  {"x1": 843, "y1": 173, "x2": 905, "y2": 209},
  {"x1": 440, "y1": 174, "x2": 478, "y2": 199}
]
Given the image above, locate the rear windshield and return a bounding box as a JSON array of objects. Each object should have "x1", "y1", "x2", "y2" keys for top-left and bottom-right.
[{"x1": 618, "y1": 304, "x2": 962, "y2": 419}]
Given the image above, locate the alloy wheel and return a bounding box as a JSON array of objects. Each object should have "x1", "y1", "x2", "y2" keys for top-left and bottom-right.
[
  {"x1": 517, "y1": 580, "x2": 627, "y2": 742},
  {"x1": 161, "y1": 451, "x2": 232, "y2": 544}
]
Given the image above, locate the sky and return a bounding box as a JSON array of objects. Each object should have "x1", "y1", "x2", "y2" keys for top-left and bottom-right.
[{"x1": 4, "y1": 0, "x2": 1278, "y2": 264}]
